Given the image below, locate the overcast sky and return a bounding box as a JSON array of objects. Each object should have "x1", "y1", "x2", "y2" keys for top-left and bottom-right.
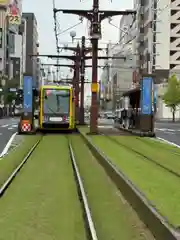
[{"x1": 22, "y1": 0, "x2": 133, "y2": 96}]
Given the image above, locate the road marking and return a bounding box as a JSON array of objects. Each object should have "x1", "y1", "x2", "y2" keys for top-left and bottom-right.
[
  {"x1": 156, "y1": 137, "x2": 180, "y2": 148},
  {"x1": 2, "y1": 124, "x2": 8, "y2": 128},
  {"x1": 0, "y1": 132, "x2": 17, "y2": 158},
  {"x1": 12, "y1": 124, "x2": 17, "y2": 127},
  {"x1": 8, "y1": 127, "x2": 13, "y2": 130}
]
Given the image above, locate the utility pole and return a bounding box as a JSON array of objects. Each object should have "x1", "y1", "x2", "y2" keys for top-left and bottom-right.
[
  {"x1": 54, "y1": 2, "x2": 136, "y2": 134},
  {"x1": 33, "y1": 51, "x2": 127, "y2": 125},
  {"x1": 90, "y1": 0, "x2": 99, "y2": 133},
  {"x1": 74, "y1": 44, "x2": 80, "y2": 122},
  {"x1": 80, "y1": 36, "x2": 85, "y2": 125}
]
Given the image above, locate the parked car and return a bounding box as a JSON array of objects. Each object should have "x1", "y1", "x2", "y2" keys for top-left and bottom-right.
[{"x1": 104, "y1": 111, "x2": 114, "y2": 119}]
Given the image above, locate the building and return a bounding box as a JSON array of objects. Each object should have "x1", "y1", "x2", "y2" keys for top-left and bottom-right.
[
  {"x1": 37, "y1": 58, "x2": 45, "y2": 87},
  {"x1": 0, "y1": 4, "x2": 9, "y2": 80},
  {"x1": 100, "y1": 42, "x2": 121, "y2": 110},
  {"x1": 22, "y1": 12, "x2": 39, "y2": 88},
  {"x1": 8, "y1": 0, "x2": 24, "y2": 86},
  {"x1": 134, "y1": 0, "x2": 179, "y2": 79},
  {"x1": 0, "y1": 0, "x2": 24, "y2": 87},
  {"x1": 133, "y1": 0, "x2": 180, "y2": 120}
]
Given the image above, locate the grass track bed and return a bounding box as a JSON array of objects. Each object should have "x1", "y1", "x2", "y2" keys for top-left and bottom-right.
[
  {"x1": 0, "y1": 135, "x2": 86, "y2": 240},
  {"x1": 90, "y1": 135, "x2": 180, "y2": 227},
  {"x1": 71, "y1": 135, "x2": 154, "y2": 240},
  {"x1": 138, "y1": 137, "x2": 180, "y2": 154},
  {"x1": 111, "y1": 136, "x2": 180, "y2": 177},
  {"x1": 0, "y1": 135, "x2": 41, "y2": 187}
]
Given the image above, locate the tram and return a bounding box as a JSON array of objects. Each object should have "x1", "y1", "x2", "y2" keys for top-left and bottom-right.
[{"x1": 38, "y1": 84, "x2": 76, "y2": 131}]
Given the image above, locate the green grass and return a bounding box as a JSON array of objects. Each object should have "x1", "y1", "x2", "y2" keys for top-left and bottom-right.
[
  {"x1": 0, "y1": 136, "x2": 86, "y2": 240},
  {"x1": 90, "y1": 135, "x2": 180, "y2": 227},
  {"x1": 139, "y1": 137, "x2": 180, "y2": 153},
  {"x1": 71, "y1": 135, "x2": 154, "y2": 240},
  {"x1": 111, "y1": 136, "x2": 180, "y2": 176},
  {"x1": 0, "y1": 135, "x2": 40, "y2": 188}
]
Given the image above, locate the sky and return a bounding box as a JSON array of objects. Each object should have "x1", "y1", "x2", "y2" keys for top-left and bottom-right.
[{"x1": 22, "y1": 0, "x2": 133, "y2": 97}]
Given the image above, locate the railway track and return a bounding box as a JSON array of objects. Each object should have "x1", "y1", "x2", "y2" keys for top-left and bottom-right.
[
  {"x1": 136, "y1": 136, "x2": 180, "y2": 157},
  {"x1": 79, "y1": 131, "x2": 180, "y2": 240},
  {"x1": 68, "y1": 138, "x2": 98, "y2": 240},
  {"x1": 105, "y1": 135, "x2": 180, "y2": 180},
  {"x1": 0, "y1": 136, "x2": 43, "y2": 197},
  {"x1": 0, "y1": 135, "x2": 98, "y2": 240},
  {"x1": 1, "y1": 132, "x2": 179, "y2": 239}
]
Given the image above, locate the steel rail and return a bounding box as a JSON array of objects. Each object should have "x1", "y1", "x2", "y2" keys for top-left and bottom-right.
[
  {"x1": 0, "y1": 137, "x2": 42, "y2": 197},
  {"x1": 136, "y1": 136, "x2": 180, "y2": 157},
  {"x1": 80, "y1": 132, "x2": 180, "y2": 240},
  {"x1": 68, "y1": 141, "x2": 98, "y2": 240},
  {"x1": 106, "y1": 135, "x2": 180, "y2": 180}
]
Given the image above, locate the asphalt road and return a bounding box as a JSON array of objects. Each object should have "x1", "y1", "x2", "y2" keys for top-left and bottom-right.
[
  {"x1": 89, "y1": 118, "x2": 180, "y2": 146},
  {"x1": 155, "y1": 121, "x2": 180, "y2": 145},
  {"x1": 0, "y1": 117, "x2": 19, "y2": 154}
]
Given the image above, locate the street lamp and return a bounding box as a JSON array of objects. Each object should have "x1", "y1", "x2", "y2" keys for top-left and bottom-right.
[{"x1": 70, "y1": 31, "x2": 76, "y2": 42}]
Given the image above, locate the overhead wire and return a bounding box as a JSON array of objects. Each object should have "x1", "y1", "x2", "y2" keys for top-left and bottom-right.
[
  {"x1": 52, "y1": 0, "x2": 60, "y2": 80},
  {"x1": 57, "y1": 21, "x2": 83, "y2": 36}
]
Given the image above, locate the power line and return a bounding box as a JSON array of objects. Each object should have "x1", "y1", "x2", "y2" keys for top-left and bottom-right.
[{"x1": 52, "y1": 0, "x2": 60, "y2": 80}]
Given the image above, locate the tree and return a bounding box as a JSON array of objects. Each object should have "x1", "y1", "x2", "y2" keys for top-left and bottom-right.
[{"x1": 162, "y1": 74, "x2": 180, "y2": 122}]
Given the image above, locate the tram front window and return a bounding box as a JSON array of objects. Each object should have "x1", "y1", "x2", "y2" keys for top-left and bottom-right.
[{"x1": 43, "y1": 89, "x2": 70, "y2": 115}]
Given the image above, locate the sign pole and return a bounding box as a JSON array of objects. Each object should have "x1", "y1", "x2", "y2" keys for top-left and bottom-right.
[{"x1": 19, "y1": 74, "x2": 33, "y2": 133}]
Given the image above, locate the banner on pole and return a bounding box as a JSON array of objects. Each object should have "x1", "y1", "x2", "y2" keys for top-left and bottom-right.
[
  {"x1": 23, "y1": 76, "x2": 33, "y2": 113},
  {"x1": 140, "y1": 77, "x2": 152, "y2": 115}
]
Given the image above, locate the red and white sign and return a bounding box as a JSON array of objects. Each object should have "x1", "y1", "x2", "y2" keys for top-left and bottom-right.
[{"x1": 8, "y1": 1, "x2": 21, "y2": 25}]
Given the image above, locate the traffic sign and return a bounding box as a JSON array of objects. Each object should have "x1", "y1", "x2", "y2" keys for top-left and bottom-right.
[
  {"x1": 91, "y1": 83, "x2": 99, "y2": 92},
  {"x1": 9, "y1": 88, "x2": 17, "y2": 92}
]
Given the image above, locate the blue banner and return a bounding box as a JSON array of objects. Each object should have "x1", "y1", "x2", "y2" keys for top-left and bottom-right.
[
  {"x1": 154, "y1": 87, "x2": 157, "y2": 104},
  {"x1": 140, "y1": 77, "x2": 152, "y2": 115},
  {"x1": 23, "y1": 76, "x2": 33, "y2": 113}
]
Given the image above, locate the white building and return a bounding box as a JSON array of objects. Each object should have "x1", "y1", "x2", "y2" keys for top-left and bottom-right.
[
  {"x1": 0, "y1": 0, "x2": 23, "y2": 83},
  {"x1": 132, "y1": 0, "x2": 180, "y2": 120},
  {"x1": 134, "y1": 0, "x2": 180, "y2": 75},
  {"x1": 0, "y1": 7, "x2": 8, "y2": 77}
]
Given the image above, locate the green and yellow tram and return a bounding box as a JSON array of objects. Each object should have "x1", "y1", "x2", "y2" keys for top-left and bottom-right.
[{"x1": 39, "y1": 84, "x2": 76, "y2": 131}]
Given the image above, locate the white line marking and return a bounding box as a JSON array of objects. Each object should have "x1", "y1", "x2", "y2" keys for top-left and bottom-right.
[
  {"x1": 1, "y1": 124, "x2": 8, "y2": 128},
  {"x1": 0, "y1": 132, "x2": 17, "y2": 158},
  {"x1": 12, "y1": 124, "x2": 17, "y2": 127},
  {"x1": 157, "y1": 137, "x2": 180, "y2": 148},
  {"x1": 8, "y1": 127, "x2": 13, "y2": 130}
]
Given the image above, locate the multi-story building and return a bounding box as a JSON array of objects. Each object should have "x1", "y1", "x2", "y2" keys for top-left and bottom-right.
[
  {"x1": 134, "y1": 0, "x2": 174, "y2": 80},
  {"x1": 0, "y1": 0, "x2": 23, "y2": 87},
  {"x1": 22, "y1": 12, "x2": 39, "y2": 88},
  {"x1": 101, "y1": 15, "x2": 137, "y2": 110},
  {"x1": 8, "y1": 0, "x2": 23, "y2": 86},
  {"x1": 0, "y1": 3, "x2": 9, "y2": 80},
  {"x1": 100, "y1": 42, "x2": 121, "y2": 110},
  {"x1": 133, "y1": 0, "x2": 180, "y2": 119}
]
